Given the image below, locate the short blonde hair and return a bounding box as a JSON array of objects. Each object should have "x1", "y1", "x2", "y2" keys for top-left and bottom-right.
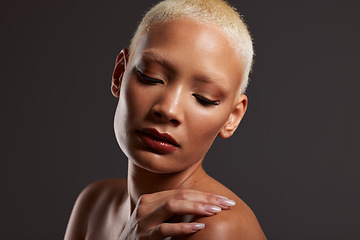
[{"x1": 129, "y1": 0, "x2": 254, "y2": 94}]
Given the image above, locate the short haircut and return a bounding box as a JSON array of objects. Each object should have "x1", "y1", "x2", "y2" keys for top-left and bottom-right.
[{"x1": 129, "y1": 0, "x2": 254, "y2": 94}]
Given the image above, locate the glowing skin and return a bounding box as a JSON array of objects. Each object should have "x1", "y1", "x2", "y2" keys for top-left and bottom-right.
[
  {"x1": 113, "y1": 18, "x2": 247, "y2": 175},
  {"x1": 65, "y1": 18, "x2": 266, "y2": 240}
]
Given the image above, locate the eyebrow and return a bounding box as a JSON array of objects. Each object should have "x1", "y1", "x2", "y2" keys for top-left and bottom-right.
[
  {"x1": 140, "y1": 49, "x2": 231, "y2": 96},
  {"x1": 194, "y1": 75, "x2": 230, "y2": 97},
  {"x1": 141, "y1": 49, "x2": 175, "y2": 72}
]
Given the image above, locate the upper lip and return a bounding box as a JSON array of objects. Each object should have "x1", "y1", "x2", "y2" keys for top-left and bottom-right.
[{"x1": 138, "y1": 128, "x2": 180, "y2": 147}]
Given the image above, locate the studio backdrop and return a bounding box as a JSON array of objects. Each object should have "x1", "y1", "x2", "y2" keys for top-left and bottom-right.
[{"x1": 2, "y1": 0, "x2": 360, "y2": 239}]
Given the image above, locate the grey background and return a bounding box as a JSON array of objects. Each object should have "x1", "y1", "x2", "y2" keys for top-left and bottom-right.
[{"x1": 2, "y1": 0, "x2": 360, "y2": 239}]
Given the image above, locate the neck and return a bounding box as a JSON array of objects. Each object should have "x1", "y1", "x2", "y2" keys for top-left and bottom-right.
[{"x1": 127, "y1": 159, "x2": 206, "y2": 212}]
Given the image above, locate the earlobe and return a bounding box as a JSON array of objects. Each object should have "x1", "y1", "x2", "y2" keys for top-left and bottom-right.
[
  {"x1": 219, "y1": 95, "x2": 248, "y2": 139},
  {"x1": 111, "y1": 48, "x2": 129, "y2": 98}
]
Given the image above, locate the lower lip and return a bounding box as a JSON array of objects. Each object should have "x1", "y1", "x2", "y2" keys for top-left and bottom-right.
[{"x1": 137, "y1": 131, "x2": 178, "y2": 153}]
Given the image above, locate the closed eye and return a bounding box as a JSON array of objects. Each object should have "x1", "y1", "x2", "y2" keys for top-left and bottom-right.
[
  {"x1": 193, "y1": 94, "x2": 220, "y2": 106},
  {"x1": 136, "y1": 69, "x2": 164, "y2": 84}
]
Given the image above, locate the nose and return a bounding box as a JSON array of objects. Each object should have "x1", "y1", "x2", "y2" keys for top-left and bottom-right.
[{"x1": 150, "y1": 86, "x2": 184, "y2": 126}]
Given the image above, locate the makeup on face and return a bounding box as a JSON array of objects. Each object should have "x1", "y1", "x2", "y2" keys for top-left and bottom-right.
[
  {"x1": 133, "y1": 50, "x2": 231, "y2": 109},
  {"x1": 136, "y1": 128, "x2": 180, "y2": 154},
  {"x1": 114, "y1": 19, "x2": 244, "y2": 173}
]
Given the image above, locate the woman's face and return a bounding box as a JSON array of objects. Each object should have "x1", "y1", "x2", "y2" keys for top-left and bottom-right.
[{"x1": 113, "y1": 19, "x2": 247, "y2": 173}]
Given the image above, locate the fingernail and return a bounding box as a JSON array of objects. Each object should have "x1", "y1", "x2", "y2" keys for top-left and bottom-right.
[
  {"x1": 214, "y1": 194, "x2": 228, "y2": 199},
  {"x1": 191, "y1": 223, "x2": 205, "y2": 232},
  {"x1": 218, "y1": 198, "x2": 236, "y2": 207},
  {"x1": 204, "y1": 205, "x2": 222, "y2": 213}
]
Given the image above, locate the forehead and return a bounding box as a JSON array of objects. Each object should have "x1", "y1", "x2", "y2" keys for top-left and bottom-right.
[{"x1": 130, "y1": 18, "x2": 243, "y2": 94}]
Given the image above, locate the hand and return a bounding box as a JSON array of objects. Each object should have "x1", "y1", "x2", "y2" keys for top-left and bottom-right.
[{"x1": 118, "y1": 189, "x2": 236, "y2": 240}]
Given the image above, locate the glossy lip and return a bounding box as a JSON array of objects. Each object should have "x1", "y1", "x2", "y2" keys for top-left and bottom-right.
[
  {"x1": 136, "y1": 128, "x2": 180, "y2": 153},
  {"x1": 138, "y1": 128, "x2": 180, "y2": 147}
]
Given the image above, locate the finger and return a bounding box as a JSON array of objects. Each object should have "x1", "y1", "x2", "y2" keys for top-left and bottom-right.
[
  {"x1": 144, "y1": 189, "x2": 235, "y2": 210},
  {"x1": 136, "y1": 189, "x2": 236, "y2": 230},
  {"x1": 141, "y1": 199, "x2": 221, "y2": 228},
  {"x1": 141, "y1": 189, "x2": 223, "y2": 202},
  {"x1": 149, "y1": 222, "x2": 205, "y2": 239},
  {"x1": 162, "y1": 199, "x2": 222, "y2": 215}
]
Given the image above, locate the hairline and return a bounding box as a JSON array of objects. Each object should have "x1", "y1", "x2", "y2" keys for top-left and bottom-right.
[{"x1": 128, "y1": 2, "x2": 253, "y2": 94}]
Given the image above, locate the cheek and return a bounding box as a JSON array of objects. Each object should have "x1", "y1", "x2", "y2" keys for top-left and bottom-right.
[
  {"x1": 114, "y1": 77, "x2": 146, "y2": 138},
  {"x1": 187, "y1": 108, "x2": 229, "y2": 147},
  {"x1": 122, "y1": 77, "x2": 154, "y2": 121}
]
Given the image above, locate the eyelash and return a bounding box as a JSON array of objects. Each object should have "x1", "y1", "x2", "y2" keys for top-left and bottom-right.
[
  {"x1": 136, "y1": 69, "x2": 164, "y2": 84},
  {"x1": 193, "y1": 94, "x2": 220, "y2": 106},
  {"x1": 136, "y1": 69, "x2": 219, "y2": 106}
]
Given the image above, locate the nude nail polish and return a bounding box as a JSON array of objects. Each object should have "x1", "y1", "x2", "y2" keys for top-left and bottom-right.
[
  {"x1": 191, "y1": 223, "x2": 205, "y2": 232},
  {"x1": 204, "y1": 205, "x2": 222, "y2": 213},
  {"x1": 218, "y1": 198, "x2": 236, "y2": 207}
]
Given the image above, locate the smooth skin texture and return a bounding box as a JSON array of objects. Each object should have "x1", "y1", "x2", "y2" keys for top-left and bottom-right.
[{"x1": 65, "y1": 19, "x2": 266, "y2": 240}]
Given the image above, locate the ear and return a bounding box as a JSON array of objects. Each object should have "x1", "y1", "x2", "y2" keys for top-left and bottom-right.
[
  {"x1": 111, "y1": 48, "x2": 129, "y2": 98},
  {"x1": 219, "y1": 94, "x2": 248, "y2": 139}
]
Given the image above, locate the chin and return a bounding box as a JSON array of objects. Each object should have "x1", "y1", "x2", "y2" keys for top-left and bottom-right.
[
  {"x1": 133, "y1": 156, "x2": 178, "y2": 174},
  {"x1": 128, "y1": 150, "x2": 189, "y2": 174}
]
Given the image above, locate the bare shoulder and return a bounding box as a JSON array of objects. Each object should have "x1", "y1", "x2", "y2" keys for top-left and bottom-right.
[
  {"x1": 78, "y1": 178, "x2": 128, "y2": 202},
  {"x1": 183, "y1": 201, "x2": 267, "y2": 240},
  {"x1": 176, "y1": 176, "x2": 266, "y2": 240},
  {"x1": 64, "y1": 179, "x2": 128, "y2": 240}
]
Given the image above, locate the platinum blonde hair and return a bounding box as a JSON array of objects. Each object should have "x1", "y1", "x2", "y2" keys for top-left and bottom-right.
[{"x1": 129, "y1": 0, "x2": 254, "y2": 94}]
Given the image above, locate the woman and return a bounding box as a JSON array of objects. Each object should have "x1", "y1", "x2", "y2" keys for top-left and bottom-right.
[{"x1": 65, "y1": 0, "x2": 266, "y2": 239}]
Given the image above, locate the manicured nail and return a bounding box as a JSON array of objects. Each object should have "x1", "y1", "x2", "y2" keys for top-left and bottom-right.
[
  {"x1": 204, "y1": 205, "x2": 222, "y2": 213},
  {"x1": 218, "y1": 198, "x2": 236, "y2": 207},
  {"x1": 214, "y1": 194, "x2": 228, "y2": 199},
  {"x1": 191, "y1": 223, "x2": 205, "y2": 232}
]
